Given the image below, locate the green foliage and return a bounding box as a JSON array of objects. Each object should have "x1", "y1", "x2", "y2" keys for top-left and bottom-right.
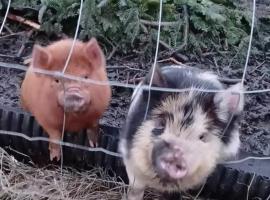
[
  {"x1": 7, "y1": 0, "x2": 251, "y2": 60},
  {"x1": 10, "y1": 0, "x2": 40, "y2": 9}
]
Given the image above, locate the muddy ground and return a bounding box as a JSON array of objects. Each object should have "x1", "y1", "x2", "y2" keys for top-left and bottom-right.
[{"x1": 0, "y1": 20, "x2": 269, "y2": 157}]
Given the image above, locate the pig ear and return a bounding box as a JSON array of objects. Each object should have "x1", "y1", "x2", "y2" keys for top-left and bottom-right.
[
  {"x1": 214, "y1": 83, "x2": 244, "y2": 114},
  {"x1": 32, "y1": 45, "x2": 51, "y2": 69},
  {"x1": 84, "y1": 38, "x2": 106, "y2": 69},
  {"x1": 145, "y1": 65, "x2": 167, "y2": 88}
]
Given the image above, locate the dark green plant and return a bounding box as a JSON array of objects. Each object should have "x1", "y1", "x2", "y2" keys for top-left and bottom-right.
[{"x1": 4, "y1": 0, "x2": 251, "y2": 60}]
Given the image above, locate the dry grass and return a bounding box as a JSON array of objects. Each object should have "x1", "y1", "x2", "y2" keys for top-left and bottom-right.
[
  {"x1": 0, "y1": 147, "x2": 127, "y2": 200},
  {"x1": 0, "y1": 147, "x2": 209, "y2": 200}
]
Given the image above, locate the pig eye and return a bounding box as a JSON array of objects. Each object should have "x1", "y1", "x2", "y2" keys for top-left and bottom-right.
[
  {"x1": 152, "y1": 126, "x2": 165, "y2": 136},
  {"x1": 152, "y1": 118, "x2": 165, "y2": 136},
  {"x1": 84, "y1": 75, "x2": 89, "y2": 79},
  {"x1": 55, "y1": 79, "x2": 60, "y2": 83},
  {"x1": 199, "y1": 133, "x2": 206, "y2": 141}
]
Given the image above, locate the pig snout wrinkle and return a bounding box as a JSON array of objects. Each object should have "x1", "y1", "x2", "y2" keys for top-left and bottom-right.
[
  {"x1": 66, "y1": 87, "x2": 81, "y2": 93},
  {"x1": 58, "y1": 93, "x2": 89, "y2": 113}
]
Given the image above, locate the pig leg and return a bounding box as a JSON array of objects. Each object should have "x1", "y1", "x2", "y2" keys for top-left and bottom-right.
[
  {"x1": 125, "y1": 185, "x2": 145, "y2": 200},
  {"x1": 86, "y1": 123, "x2": 100, "y2": 148},
  {"x1": 124, "y1": 161, "x2": 145, "y2": 200},
  {"x1": 47, "y1": 129, "x2": 62, "y2": 161}
]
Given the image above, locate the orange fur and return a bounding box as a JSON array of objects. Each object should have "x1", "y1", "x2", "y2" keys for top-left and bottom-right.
[{"x1": 20, "y1": 38, "x2": 111, "y2": 161}]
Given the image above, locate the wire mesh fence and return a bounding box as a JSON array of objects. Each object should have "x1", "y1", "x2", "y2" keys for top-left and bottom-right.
[{"x1": 0, "y1": 0, "x2": 270, "y2": 199}]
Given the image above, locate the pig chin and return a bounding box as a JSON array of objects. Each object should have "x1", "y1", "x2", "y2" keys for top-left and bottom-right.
[{"x1": 58, "y1": 92, "x2": 90, "y2": 113}]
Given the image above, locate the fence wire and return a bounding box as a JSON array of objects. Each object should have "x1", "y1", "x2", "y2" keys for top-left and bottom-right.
[
  {"x1": 1, "y1": 61, "x2": 270, "y2": 94},
  {"x1": 0, "y1": 0, "x2": 11, "y2": 34},
  {"x1": 0, "y1": 0, "x2": 269, "y2": 169},
  {"x1": 61, "y1": 0, "x2": 83, "y2": 74},
  {"x1": 144, "y1": 0, "x2": 163, "y2": 120},
  {"x1": 0, "y1": 130, "x2": 121, "y2": 157},
  {"x1": 241, "y1": 0, "x2": 256, "y2": 85}
]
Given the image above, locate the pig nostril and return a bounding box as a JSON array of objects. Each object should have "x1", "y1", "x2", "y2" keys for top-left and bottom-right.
[{"x1": 176, "y1": 161, "x2": 186, "y2": 170}]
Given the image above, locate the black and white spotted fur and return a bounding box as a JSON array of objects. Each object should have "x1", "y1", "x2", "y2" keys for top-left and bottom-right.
[{"x1": 119, "y1": 65, "x2": 244, "y2": 200}]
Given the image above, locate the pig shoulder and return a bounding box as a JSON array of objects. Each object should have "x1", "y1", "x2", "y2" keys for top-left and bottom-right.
[{"x1": 21, "y1": 69, "x2": 64, "y2": 129}]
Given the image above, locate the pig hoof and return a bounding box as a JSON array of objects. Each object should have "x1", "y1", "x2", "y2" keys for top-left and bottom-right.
[
  {"x1": 89, "y1": 140, "x2": 98, "y2": 148},
  {"x1": 50, "y1": 149, "x2": 61, "y2": 161},
  {"x1": 86, "y1": 128, "x2": 99, "y2": 148}
]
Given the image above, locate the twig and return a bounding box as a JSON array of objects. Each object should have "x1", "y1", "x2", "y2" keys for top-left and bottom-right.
[
  {"x1": 213, "y1": 57, "x2": 221, "y2": 75},
  {"x1": 126, "y1": 71, "x2": 130, "y2": 85},
  {"x1": 174, "y1": 5, "x2": 189, "y2": 52},
  {"x1": 17, "y1": 30, "x2": 34, "y2": 57},
  {"x1": 100, "y1": 35, "x2": 118, "y2": 60},
  {"x1": 0, "y1": 61, "x2": 27, "y2": 71},
  {"x1": 158, "y1": 40, "x2": 189, "y2": 64},
  {"x1": 159, "y1": 40, "x2": 172, "y2": 50},
  {"x1": 140, "y1": 23, "x2": 148, "y2": 33},
  {"x1": 7, "y1": 13, "x2": 40, "y2": 30},
  {"x1": 246, "y1": 173, "x2": 256, "y2": 200},
  {"x1": 139, "y1": 19, "x2": 178, "y2": 27},
  {"x1": 250, "y1": 60, "x2": 265, "y2": 73},
  {"x1": 107, "y1": 46, "x2": 117, "y2": 60},
  {"x1": 4, "y1": 25, "x2": 13, "y2": 34},
  {"x1": 202, "y1": 52, "x2": 218, "y2": 57},
  {"x1": 107, "y1": 66, "x2": 127, "y2": 70},
  {"x1": 0, "y1": 31, "x2": 25, "y2": 39},
  {"x1": 213, "y1": 57, "x2": 219, "y2": 69},
  {"x1": 182, "y1": 5, "x2": 189, "y2": 49},
  {"x1": 0, "y1": 54, "x2": 17, "y2": 58},
  {"x1": 128, "y1": 77, "x2": 143, "y2": 84},
  {"x1": 6, "y1": 146, "x2": 32, "y2": 160},
  {"x1": 194, "y1": 181, "x2": 206, "y2": 200},
  {"x1": 107, "y1": 65, "x2": 146, "y2": 72},
  {"x1": 227, "y1": 49, "x2": 241, "y2": 69},
  {"x1": 158, "y1": 57, "x2": 183, "y2": 65},
  {"x1": 17, "y1": 45, "x2": 26, "y2": 58}
]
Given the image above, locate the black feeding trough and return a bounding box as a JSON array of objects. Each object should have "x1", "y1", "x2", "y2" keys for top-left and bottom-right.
[{"x1": 0, "y1": 105, "x2": 269, "y2": 200}]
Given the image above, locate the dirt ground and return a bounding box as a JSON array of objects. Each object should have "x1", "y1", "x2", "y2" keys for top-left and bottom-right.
[{"x1": 0, "y1": 20, "x2": 269, "y2": 158}]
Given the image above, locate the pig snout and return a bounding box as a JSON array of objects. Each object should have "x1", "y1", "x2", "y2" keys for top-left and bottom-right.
[
  {"x1": 58, "y1": 87, "x2": 90, "y2": 113},
  {"x1": 152, "y1": 141, "x2": 187, "y2": 181}
]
